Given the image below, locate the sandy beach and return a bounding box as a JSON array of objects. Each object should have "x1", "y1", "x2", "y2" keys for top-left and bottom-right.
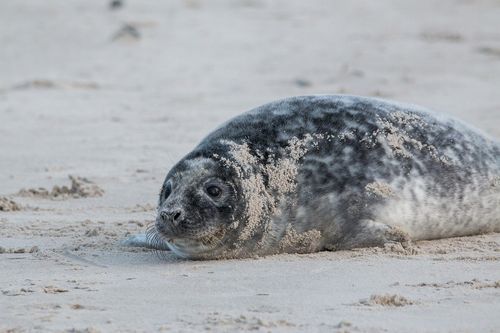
[{"x1": 1, "y1": 0, "x2": 499, "y2": 332}]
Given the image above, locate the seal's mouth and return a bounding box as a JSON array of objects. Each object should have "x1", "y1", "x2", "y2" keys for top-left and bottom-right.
[
  {"x1": 150, "y1": 222, "x2": 227, "y2": 259},
  {"x1": 154, "y1": 217, "x2": 179, "y2": 238}
]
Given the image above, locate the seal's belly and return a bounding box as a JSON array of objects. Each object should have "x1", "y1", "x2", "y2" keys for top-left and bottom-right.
[{"x1": 375, "y1": 178, "x2": 500, "y2": 240}]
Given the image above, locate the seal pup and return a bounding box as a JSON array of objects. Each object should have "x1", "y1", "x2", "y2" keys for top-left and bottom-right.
[{"x1": 124, "y1": 95, "x2": 500, "y2": 259}]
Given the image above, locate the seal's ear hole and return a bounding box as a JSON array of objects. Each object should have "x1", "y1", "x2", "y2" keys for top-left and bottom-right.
[{"x1": 206, "y1": 185, "x2": 222, "y2": 198}]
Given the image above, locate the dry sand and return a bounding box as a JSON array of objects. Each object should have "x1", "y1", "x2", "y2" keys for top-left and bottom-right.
[{"x1": 1, "y1": 0, "x2": 499, "y2": 332}]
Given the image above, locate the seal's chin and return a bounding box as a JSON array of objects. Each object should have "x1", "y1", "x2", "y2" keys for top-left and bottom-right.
[
  {"x1": 165, "y1": 238, "x2": 216, "y2": 259},
  {"x1": 157, "y1": 227, "x2": 227, "y2": 259}
]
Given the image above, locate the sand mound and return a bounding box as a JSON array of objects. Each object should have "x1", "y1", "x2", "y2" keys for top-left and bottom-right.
[
  {"x1": 17, "y1": 175, "x2": 104, "y2": 199},
  {"x1": 360, "y1": 294, "x2": 414, "y2": 307},
  {"x1": 0, "y1": 196, "x2": 20, "y2": 211}
]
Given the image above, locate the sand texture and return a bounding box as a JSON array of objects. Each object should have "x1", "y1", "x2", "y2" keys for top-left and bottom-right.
[{"x1": 1, "y1": 0, "x2": 499, "y2": 332}]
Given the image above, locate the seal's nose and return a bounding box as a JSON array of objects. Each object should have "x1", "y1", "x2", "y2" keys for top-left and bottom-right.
[{"x1": 159, "y1": 208, "x2": 183, "y2": 226}]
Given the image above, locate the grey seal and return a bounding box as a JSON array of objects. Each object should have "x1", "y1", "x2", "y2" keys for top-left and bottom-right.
[{"x1": 124, "y1": 95, "x2": 500, "y2": 259}]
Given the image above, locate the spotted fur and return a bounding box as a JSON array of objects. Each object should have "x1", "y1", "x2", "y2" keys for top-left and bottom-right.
[{"x1": 124, "y1": 95, "x2": 500, "y2": 259}]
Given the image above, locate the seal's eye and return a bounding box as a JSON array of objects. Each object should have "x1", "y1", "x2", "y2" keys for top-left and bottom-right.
[
  {"x1": 206, "y1": 185, "x2": 222, "y2": 198},
  {"x1": 163, "y1": 182, "x2": 172, "y2": 200}
]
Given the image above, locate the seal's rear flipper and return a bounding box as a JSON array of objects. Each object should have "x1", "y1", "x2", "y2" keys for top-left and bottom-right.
[{"x1": 121, "y1": 233, "x2": 171, "y2": 251}]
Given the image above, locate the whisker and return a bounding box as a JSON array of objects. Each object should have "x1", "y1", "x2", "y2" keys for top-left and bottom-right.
[{"x1": 145, "y1": 224, "x2": 171, "y2": 261}]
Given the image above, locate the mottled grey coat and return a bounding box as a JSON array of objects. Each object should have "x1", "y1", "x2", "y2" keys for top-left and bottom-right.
[{"x1": 127, "y1": 95, "x2": 500, "y2": 259}]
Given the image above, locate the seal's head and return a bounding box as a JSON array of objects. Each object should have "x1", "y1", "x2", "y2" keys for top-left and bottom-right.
[{"x1": 153, "y1": 157, "x2": 241, "y2": 259}]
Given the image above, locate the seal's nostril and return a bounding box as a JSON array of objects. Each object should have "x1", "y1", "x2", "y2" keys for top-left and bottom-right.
[{"x1": 159, "y1": 209, "x2": 182, "y2": 224}]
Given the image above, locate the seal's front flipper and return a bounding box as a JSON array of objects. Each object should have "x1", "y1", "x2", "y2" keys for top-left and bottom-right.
[
  {"x1": 121, "y1": 233, "x2": 170, "y2": 251},
  {"x1": 335, "y1": 220, "x2": 415, "y2": 253}
]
